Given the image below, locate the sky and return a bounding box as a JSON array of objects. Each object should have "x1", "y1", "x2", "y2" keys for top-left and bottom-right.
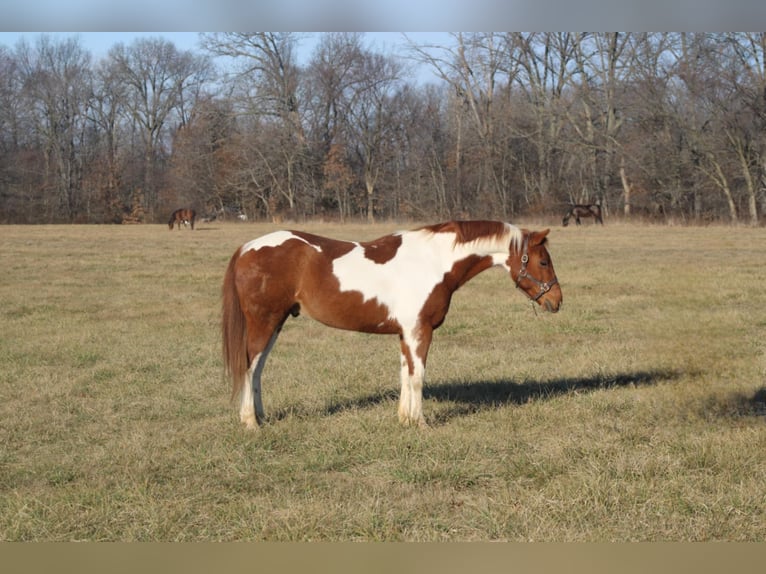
[
  {"x1": 0, "y1": 32, "x2": 453, "y2": 85},
  {"x1": 2, "y1": 2, "x2": 766, "y2": 72},
  {"x1": 0, "y1": 32, "x2": 202, "y2": 57},
  {"x1": 0, "y1": 32, "x2": 449, "y2": 60}
]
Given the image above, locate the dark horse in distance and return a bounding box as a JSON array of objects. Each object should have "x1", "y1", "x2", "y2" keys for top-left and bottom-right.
[
  {"x1": 562, "y1": 204, "x2": 603, "y2": 226},
  {"x1": 168, "y1": 208, "x2": 196, "y2": 230}
]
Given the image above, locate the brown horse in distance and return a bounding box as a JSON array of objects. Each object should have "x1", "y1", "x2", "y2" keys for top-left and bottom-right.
[
  {"x1": 562, "y1": 204, "x2": 603, "y2": 226},
  {"x1": 168, "y1": 208, "x2": 196, "y2": 230}
]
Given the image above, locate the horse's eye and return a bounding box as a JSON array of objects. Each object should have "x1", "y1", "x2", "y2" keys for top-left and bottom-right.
[{"x1": 539, "y1": 260, "x2": 549, "y2": 267}]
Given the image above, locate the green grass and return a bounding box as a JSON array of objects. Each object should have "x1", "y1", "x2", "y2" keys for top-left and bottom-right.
[{"x1": 1, "y1": 220, "x2": 765, "y2": 540}]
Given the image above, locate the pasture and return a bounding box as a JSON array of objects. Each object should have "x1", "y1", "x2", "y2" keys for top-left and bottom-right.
[{"x1": 1, "y1": 220, "x2": 764, "y2": 541}]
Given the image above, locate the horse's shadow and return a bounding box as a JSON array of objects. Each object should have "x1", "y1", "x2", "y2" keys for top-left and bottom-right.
[
  {"x1": 422, "y1": 369, "x2": 679, "y2": 424},
  {"x1": 274, "y1": 369, "x2": 684, "y2": 425}
]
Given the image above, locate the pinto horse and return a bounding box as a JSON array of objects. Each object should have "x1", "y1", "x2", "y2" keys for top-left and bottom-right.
[
  {"x1": 168, "y1": 208, "x2": 196, "y2": 230},
  {"x1": 222, "y1": 220, "x2": 562, "y2": 429},
  {"x1": 562, "y1": 204, "x2": 603, "y2": 226}
]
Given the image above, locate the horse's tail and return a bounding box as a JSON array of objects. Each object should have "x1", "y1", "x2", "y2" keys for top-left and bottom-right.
[{"x1": 222, "y1": 247, "x2": 248, "y2": 401}]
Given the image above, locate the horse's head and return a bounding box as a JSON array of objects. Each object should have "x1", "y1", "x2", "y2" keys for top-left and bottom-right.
[{"x1": 509, "y1": 229, "x2": 562, "y2": 313}]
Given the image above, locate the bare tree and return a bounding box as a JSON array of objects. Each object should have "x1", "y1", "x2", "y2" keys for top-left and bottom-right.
[
  {"x1": 407, "y1": 33, "x2": 515, "y2": 215},
  {"x1": 0, "y1": 45, "x2": 24, "y2": 221},
  {"x1": 4, "y1": 31, "x2": 766, "y2": 225},
  {"x1": 343, "y1": 50, "x2": 403, "y2": 222},
  {"x1": 202, "y1": 33, "x2": 305, "y2": 139},
  {"x1": 201, "y1": 33, "x2": 308, "y2": 218},
  {"x1": 106, "y1": 37, "x2": 211, "y2": 216},
  {"x1": 304, "y1": 32, "x2": 365, "y2": 152},
  {"x1": 168, "y1": 95, "x2": 238, "y2": 215},
  {"x1": 564, "y1": 33, "x2": 636, "y2": 215},
  {"x1": 89, "y1": 58, "x2": 129, "y2": 221},
  {"x1": 675, "y1": 33, "x2": 748, "y2": 223},
  {"x1": 719, "y1": 32, "x2": 765, "y2": 225},
  {"x1": 303, "y1": 33, "x2": 405, "y2": 221},
  {"x1": 304, "y1": 33, "x2": 367, "y2": 219},
  {"x1": 15, "y1": 35, "x2": 93, "y2": 221},
  {"x1": 511, "y1": 32, "x2": 580, "y2": 207}
]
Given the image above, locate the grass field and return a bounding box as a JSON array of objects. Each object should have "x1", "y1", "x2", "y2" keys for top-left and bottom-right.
[{"x1": 1, "y1": 219, "x2": 765, "y2": 541}]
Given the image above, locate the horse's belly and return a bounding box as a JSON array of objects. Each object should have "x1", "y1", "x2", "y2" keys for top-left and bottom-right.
[{"x1": 299, "y1": 295, "x2": 401, "y2": 335}]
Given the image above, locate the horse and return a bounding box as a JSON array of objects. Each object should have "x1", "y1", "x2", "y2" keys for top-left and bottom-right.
[
  {"x1": 168, "y1": 208, "x2": 196, "y2": 230},
  {"x1": 562, "y1": 204, "x2": 603, "y2": 226},
  {"x1": 221, "y1": 220, "x2": 563, "y2": 429}
]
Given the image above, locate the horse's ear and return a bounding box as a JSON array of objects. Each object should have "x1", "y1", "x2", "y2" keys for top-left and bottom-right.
[{"x1": 530, "y1": 229, "x2": 550, "y2": 246}]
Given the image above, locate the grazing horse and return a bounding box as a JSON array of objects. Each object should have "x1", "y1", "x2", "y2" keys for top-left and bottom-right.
[
  {"x1": 168, "y1": 208, "x2": 196, "y2": 230},
  {"x1": 221, "y1": 220, "x2": 562, "y2": 429},
  {"x1": 562, "y1": 204, "x2": 603, "y2": 226}
]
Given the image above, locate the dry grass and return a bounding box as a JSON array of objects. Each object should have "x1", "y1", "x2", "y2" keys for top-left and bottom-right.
[{"x1": 1, "y1": 220, "x2": 765, "y2": 541}]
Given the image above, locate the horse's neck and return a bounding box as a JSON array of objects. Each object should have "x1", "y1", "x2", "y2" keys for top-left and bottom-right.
[
  {"x1": 440, "y1": 226, "x2": 516, "y2": 288},
  {"x1": 453, "y1": 224, "x2": 517, "y2": 261}
]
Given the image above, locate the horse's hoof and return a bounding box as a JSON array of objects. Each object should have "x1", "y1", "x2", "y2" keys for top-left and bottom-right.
[
  {"x1": 398, "y1": 413, "x2": 429, "y2": 429},
  {"x1": 241, "y1": 415, "x2": 259, "y2": 430}
]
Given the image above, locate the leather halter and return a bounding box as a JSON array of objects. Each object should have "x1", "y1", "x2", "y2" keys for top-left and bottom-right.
[{"x1": 515, "y1": 235, "x2": 559, "y2": 302}]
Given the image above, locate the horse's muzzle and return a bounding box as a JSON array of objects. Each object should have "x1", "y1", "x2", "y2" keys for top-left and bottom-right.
[{"x1": 540, "y1": 286, "x2": 562, "y2": 313}]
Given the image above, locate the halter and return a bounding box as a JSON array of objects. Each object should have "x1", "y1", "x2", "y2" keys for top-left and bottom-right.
[{"x1": 514, "y1": 235, "x2": 559, "y2": 302}]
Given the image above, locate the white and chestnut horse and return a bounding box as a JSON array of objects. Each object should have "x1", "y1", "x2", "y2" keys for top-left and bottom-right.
[{"x1": 222, "y1": 220, "x2": 563, "y2": 429}]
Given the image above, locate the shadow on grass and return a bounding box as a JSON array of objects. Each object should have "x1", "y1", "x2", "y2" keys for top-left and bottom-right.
[
  {"x1": 422, "y1": 369, "x2": 683, "y2": 425},
  {"x1": 268, "y1": 371, "x2": 766, "y2": 426},
  {"x1": 705, "y1": 386, "x2": 766, "y2": 420},
  {"x1": 429, "y1": 369, "x2": 680, "y2": 405},
  {"x1": 750, "y1": 387, "x2": 766, "y2": 415},
  {"x1": 271, "y1": 369, "x2": 685, "y2": 424},
  {"x1": 272, "y1": 389, "x2": 398, "y2": 422}
]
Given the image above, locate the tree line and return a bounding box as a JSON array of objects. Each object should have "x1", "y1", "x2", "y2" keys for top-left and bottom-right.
[{"x1": 1, "y1": 32, "x2": 764, "y2": 225}]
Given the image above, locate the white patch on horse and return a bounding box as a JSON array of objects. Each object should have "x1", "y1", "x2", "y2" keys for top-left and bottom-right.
[
  {"x1": 331, "y1": 226, "x2": 515, "y2": 330},
  {"x1": 241, "y1": 230, "x2": 322, "y2": 254}
]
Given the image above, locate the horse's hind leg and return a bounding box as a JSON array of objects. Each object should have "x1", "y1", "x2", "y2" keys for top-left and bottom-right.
[{"x1": 239, "y1": 316, "x2": 286, "y2": 429}]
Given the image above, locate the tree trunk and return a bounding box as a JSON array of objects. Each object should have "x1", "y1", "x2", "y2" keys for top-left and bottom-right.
[
  {"x1": 619, "y1": 157, "x2": 631, "y2": 218},
  {"x1": 709, "y1": 156, "x2": 738, "y2": 223},
  {"x1": 365, "y1": 178, "x2": 375, "y2": 223}
]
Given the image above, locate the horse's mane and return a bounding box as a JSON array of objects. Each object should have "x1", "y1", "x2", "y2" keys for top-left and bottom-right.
[{"x1": 420, "y1": 220, "x2": 521, "y2": 250}]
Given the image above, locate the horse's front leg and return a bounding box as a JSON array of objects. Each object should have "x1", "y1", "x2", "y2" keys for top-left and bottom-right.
[{"x1": 397, "y1": 327, "x2": 432, "y2": 428}]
